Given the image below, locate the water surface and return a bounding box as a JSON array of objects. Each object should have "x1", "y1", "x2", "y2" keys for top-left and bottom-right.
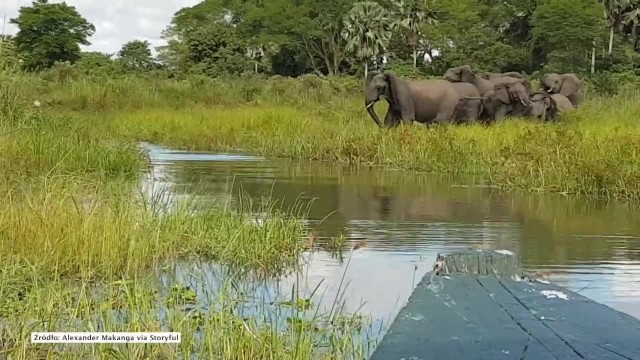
[{"x1": 140, "y1": 142, "x2": 640, "y2": 337}]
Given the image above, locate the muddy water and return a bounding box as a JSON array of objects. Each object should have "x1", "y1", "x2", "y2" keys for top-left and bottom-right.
[{"x1": 140, "y1": 142, "x2": 640, "y2": 339}]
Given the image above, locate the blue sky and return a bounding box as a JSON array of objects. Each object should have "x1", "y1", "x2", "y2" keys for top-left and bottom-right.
[{"x1": 1, "y1": 0, "x2": 200, "y2": 55}]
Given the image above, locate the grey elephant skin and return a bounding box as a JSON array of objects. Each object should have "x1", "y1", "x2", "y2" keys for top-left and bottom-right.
[
  {"x1": 480, "y1": 71, "x2": 524, "y2": 80},
  {"x1": 527, "y1": 92, "x2": 576, "y2": 121},
  {"x1": 443, "y1": 65, "x2": 495, "y2": 96},
  {"x1": 364, "y1": 72, "x2": 462, "y2": 128},
  {"x1": 444, "y1": 65, "x2": 532, "y2": 122},
  {"x1": 539, "y1": 73, "x2": 582, "y2": 108},
  {"x1": 450, "y1": 82, "x2": 483, "y2": 124}
]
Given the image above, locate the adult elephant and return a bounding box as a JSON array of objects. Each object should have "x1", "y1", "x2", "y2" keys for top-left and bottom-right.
[
  {"x1": 526, "y1": 92, "x2": 576, "y2": 121},
  {"x1": 365, "y1": 72, "x2": 462, "y2": 128},
  {"x1": 443, "y1": 65, "x2": 494, "y2": 95},
  {"x1": 539, "y1": 73, "x2": 582, "y2": 108},
  {"x1": 480, "y1": 71, "x2": 525, "y2": 80}
]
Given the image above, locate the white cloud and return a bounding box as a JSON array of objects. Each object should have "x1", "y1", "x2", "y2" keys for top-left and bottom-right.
[{"x1": 0, "y1": 0, "x2": 201, "y2": 55}]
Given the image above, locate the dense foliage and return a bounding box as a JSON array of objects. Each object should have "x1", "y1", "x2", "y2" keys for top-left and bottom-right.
[
  {"x1": 8, "y1": 0, "x2": 95, "y2": 70},
  {"x1": 3, "y1": 0, "x2": 640, "y2": 79}
]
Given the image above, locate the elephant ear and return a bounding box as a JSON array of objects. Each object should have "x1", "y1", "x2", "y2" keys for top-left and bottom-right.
[
  {"x1": 460, "y1": 65, "x2": 475, "y2": 83},
  {"x1": 559, "y1": 74, "x2": 580, "y2": 97},
  {"x1": 519, "y1": 78, "x2": 531, "y2": 94},
  {"x1": 495, "y1": 85, "x2": 510, "y2": 104},
  {"x1": 386, "y1": 73, "x2": 415, "y2": 121}
]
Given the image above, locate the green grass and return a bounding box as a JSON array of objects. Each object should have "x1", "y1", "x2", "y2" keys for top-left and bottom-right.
[
  {"x1": 3, "y1": 69, "x2": 640, "y2": 358},
  {"x1": 102, "y1": 90, "x2": 640, "y2": 201},
  {"x1": 20, "y1": 71, "x2": 631, "y2": 201},
  {"x1": 0, "y1": 174, "x2": 371, "y2": 358},
  {"x1": 0, "y1": 72, "x2": 374, "y2": 359}
]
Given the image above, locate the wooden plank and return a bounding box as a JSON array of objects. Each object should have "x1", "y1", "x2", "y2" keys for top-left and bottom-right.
[
  {"x1": 477, "y1": 277, "x2": 582, "y2": 359},
  {"x1": 434, "y1": 250, "x2": 521, "y2": 278},
  {"x1": 370, "y1": 275, "x2": 562, "y2": 360},
  {"x1": 370, "y1": 250, "x2": 640, "y2": 360},
  {"x1": 502, "y1": 280, "x2": 640, "y2": 360}
]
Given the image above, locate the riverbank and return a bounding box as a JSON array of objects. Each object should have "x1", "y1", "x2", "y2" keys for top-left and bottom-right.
[
  {"x1": 3, "y1": 71, "x2": 640, "y2": 357},
  {"x1": 19, "y1": 72, "x2": 640, "y2": 202},
  {"x1": 0, "y1": 75, "x2": 371, "y2": 359},
  {"x1": 107, "y1": 96, "x2": 640, "y2": 202}
]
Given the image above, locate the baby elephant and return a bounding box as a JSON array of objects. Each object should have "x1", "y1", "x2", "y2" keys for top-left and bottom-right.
[{"x1": 526, "y1": 92, "x2": 575, "y2": 121}]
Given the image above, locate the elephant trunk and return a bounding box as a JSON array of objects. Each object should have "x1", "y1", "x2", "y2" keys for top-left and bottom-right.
[{"x1": 365, "y1": 100, "x2": 382, "y2": 127}]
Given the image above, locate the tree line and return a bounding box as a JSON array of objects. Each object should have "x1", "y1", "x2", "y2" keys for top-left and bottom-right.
[{"x1": 2, "y1": 0, "x2": 640, "y2": 79}]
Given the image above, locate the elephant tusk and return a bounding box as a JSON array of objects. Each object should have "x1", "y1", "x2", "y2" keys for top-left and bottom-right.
[
  {"x1": 366, "y1": 102, "x2": 375, "y2": 109},
  {"x1": 546, "y1": 88, "x2": 553, "y2": 93},
  {"x1": 521, "y1": 99, "x2": 529, "y2": 107}
]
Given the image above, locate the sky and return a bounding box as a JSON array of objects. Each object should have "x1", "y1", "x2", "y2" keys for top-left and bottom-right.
[{"x1": 0, "y1": 0, "x2": 201, "y2": 55}]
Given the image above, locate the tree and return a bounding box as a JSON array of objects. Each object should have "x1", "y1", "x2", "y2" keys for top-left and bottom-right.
[
  {"x1": 183, "y1": 22, "x2": 252, "y2": 76},
  {"x1": 297, "y1": 0, "x2": 356, "y2": 76},
  {"x1": 9, "y1": 0, "x2": 95, "y2": 70},
  {"x1": 532, "y1": 0, "x2": 606, "y2": 73},
  {"x1": 342, "y1": 1, "x2": 394, "y2": 77},
  {"x1": 391, "y1": 0, "x2": 438, "y2": 68},
  {"x1": 621, "y1": 1, "x2": 640, "y2": 50},
  {"x1": 423, "y1": 0, "x2": 527, "y2": 74},
  {"x1": 118, "y1": 40, "x2": 156, "y2": 72},
  {"x1": 75, "y1": 52, "x2": 124, "y2": 76}
]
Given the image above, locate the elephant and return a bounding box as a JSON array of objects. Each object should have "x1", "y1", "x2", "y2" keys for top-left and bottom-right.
[
  {"x1": 443, "y1": 65, "x2": 532, "y2": 121},
  {"x1": 539, "y1": 73, "x2": 582, "y2": 108},
  {"x1": 364, "y1": 72, "x2": 463, "y2": 127},
  {"x1": 443, "y1": 65, "x2": 494, "y2": 95},
  {"x1": 480, "y1": 71, "x2": 525, "y2": 80},
  {"x1": 450, "y1": 82, "x2": 483, "y2": 124},
  {"x1": 464, "y1": 78, "x2": 532, "y2": 122},
  {"x1": 526, "y1": 92, "x2": 576, "y2": 121}
]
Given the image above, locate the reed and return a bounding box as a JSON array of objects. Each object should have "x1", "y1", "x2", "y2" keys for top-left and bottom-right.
[
  {"x1": 0, "y1": 72, "x2": 373, "y2": 359},
  {"x1": 105, "y1": 89, "x2": 640, "y2": 201}
]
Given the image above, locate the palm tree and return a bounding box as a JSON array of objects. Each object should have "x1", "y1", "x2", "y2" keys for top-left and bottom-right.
[
  {"x1": 603, "y1": 0, "x2": 626, "y2": 54},
  {"x1": 342, "y1": 1, "x2": 394, "y2": 78},
  {"x1": 602, "y1": 0, "x2": 639, "y2": 54},
  {"x1": 622, "y1": 1, "x2": 640, "y2": 49},
  {"x1": 391, "y1": 0, "x2": 438, "y2": 68}
]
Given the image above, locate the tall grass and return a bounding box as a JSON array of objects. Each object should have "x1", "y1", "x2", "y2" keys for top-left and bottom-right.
[
  {"x1": 0, "y1": 176, "x2": 370, "y2": 359},
  {"x1": 105, "y1": 91, "x2": 640, "y2": 201},
  {"x1": 0, "y1": 73, "x2": 373, "y2": 359},
  {"x1": 14, "y1": 70, "x2": 638, "y2": 201}
]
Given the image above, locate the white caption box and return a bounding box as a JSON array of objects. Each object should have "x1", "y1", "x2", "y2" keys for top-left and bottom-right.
[{"x1": 31, "y1": 332, "x2": 181, "y2": 343}]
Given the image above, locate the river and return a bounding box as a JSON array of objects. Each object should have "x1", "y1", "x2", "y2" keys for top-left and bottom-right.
[{"x1": 140, "y1": 142, "x2": 640, "y2": 344}]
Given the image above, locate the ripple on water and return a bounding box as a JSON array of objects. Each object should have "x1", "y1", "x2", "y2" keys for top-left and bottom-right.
[{"x1": 140, "y1": 143, "x2": 640, "y2": 338}]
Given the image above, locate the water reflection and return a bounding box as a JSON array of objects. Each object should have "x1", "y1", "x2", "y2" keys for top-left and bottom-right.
[{"x1": 140, "y1": 142, "x2": 640, "y2": 332}]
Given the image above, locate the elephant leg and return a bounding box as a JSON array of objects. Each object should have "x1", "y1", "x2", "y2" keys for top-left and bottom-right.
[
  {"x1": 458, "y1": 107, "x2": 475, "y2": 124},
  {"x1": 568, "y1": 93, "x2": 581, "y2": 108},
  {"x1": 433, "y1": 109, "x2": 455, "y2": 124},
  {"x1": 399, "y1": 116, "x2": 413, "y2": 126},
  {"x1": 383, "y1": 110, "x2": 394, "y2": 127},
  {"x1": 493, "y1": 105, "x2": 509, "y2": 121},
  {"x1": 383, "y1": 110, "x2": 401, "y2": 128},
  {"x1": 433, "y1": 100, "x2": 457, "y2": 125}
]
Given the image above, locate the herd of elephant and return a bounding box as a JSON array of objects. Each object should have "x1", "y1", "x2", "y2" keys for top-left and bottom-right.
[{"x1": 364, "y1": 65, "x2": 582, "y2": 128}]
